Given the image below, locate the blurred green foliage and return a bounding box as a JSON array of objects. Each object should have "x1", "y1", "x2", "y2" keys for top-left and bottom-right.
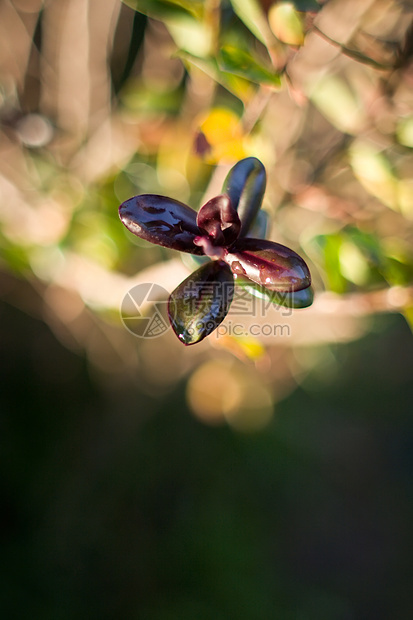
[{"x1": 1, "y1": 0, "x2": 412, "y2": 327}]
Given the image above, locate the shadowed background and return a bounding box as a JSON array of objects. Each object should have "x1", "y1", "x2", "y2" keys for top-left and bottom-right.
[{"x1": 1, "y1": 0, "x2": 413, "y2": 618}]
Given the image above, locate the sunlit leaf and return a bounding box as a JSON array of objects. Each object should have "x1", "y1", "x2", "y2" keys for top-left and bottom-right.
[
  {"x1": 402, "y1": 306, "x2": 413, "y2": 334},
  {"x1": 268, "y1": 2, "x2": 305, "y2": 47},
  {"x1": 225, "y1": 238, "x2": 311, "y2": 292},
  {"x1": 339, "y1": 241, "x2": 370, "y2": 285},
  {"x1": 167, "y1": 17, "x2": 213, "y2": 56},
  {"x1": 122, "y1": 0, "x2": 204, "y2": 20},
  {"x1": 312, "y1": 228, "x2": 388, "y2": 291},
  {"x1": 168, "y1": 260, "x2": 234, "y2": 345},
  {"x1": 218, "y1": 46, "x2": 281, "y2": 87},
  {"x1": 398, "y1": 179, "x2": 413, "y2": 218},
  {"x1": 345, "y1": 227, "x2": 383, "y2": 264},
  {"x1": 123, "y1": 0, "x2": 211, "y2": 56},
  {"x1": 396, "y1": 116, "x2": 413, "y2": 148},
  {"x1": 119, "y1": 194, "x2": 204, "y2": 254},
  {"x1": 229, "y1": 0, "x2": 274, "y2": 47},
  {"x1": 221, "y1": 157, "x2": 266, "y2": 236},
  {"x1": 383, "y1": 256, "x2": 413, "y2": 287},
  {"x1": 310, "y1": 76, "x2": 365, "y2": 134},
  {"x1": 349, "y1": 142, "x2": 398, "y2": 210},
  {"x1": 178, "y1": 51, "x2": 255, "y2": 102},
  {"x1": 312, "y1": 234, "x2": 348, "y2": 294}
]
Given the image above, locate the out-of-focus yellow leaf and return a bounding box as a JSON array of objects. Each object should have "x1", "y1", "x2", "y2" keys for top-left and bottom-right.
[
  {"x1": 349, "y1": 142, "x2": 398, "y2": 210},
  {"x1": 396, "y1": 116, "x2": 413, "y2": 148},
  {"x1": 310, "y1": 76, "x2": 364, "y2": 134},
  {"x1": 167, "y1": 16, "x2": 213, "y2": 56},
  {"x1": 196, "y1": 108, "x2": 247, "y2": 163},
  {"x1": 268, "y1": 2, "x2": 305, "y2": 46},
  {"x1": 398, "y1": 179, "x2": 413, "y2": 219}
]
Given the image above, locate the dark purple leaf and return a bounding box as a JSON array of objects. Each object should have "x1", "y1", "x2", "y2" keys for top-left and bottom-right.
[
  {"x1": 196, "y1": 194, "x2": 241, "y2": 246},
  {"x1": 225, "y1": 238, "x2": 311, "y2": 292},
  {"x1": 168, "y1": 260, "x2": 234, "y2": 345},
  {"x1": 119, "y1": 194, "x2": 204, "y2": 254},
  {"x1": 222, "y1": 157, "x2": 266, "y2": 236}
]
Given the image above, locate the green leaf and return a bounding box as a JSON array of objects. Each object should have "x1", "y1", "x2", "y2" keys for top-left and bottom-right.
[
  {"x1": 122, "y1": 0, "x2": 204, "y2": 20},
  {"x1": 177, "y1": 51, "x2": 254, "y2": 101},
  {"x1": 218, "y1": 46, "x2": 281, "y2": 87},
  {"x1": 349, "y1": 142, "x2": 398, "y2": 210},
  {"x1": 312, "y1": 233, "x2": 348, "y2": 294},
  {"x1": 167, "y1": 17, "x2": 213, "y2": 56},
  {"x1": 290, "y1": 0, "x2": 321, "y2": 10},
  {"x1": 229, "y1": 0, "x2": 274, "y2": 48},
  {"x1": 235, "y1": 275, "x2": 314, "y2": 308},
  {"x1": 268, "y1": 2, "x2": 305, "y2": 47},
  {"x1": 122, "y1": 0, "x2": 211, "y2": 56},
  {"x1": 397, "y1": 116, "x2": 413, "y2": 148},
  {"x1": 168, "y1": 261, "x2": 235, "y2": 345},
  {"x1": 310, "y1": 76, "x2": 365, "y2": 134}
]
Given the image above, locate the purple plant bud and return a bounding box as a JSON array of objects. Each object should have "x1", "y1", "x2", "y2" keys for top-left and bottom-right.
[
  {"x1": 225, "y1": 238, "x2": 311, "y2": 292},
  {"x1": 196, "y1": 194, "x2": 241, "y2": 247},
  {"x1": 119, "y1": 194, "x2": 204, "y2": 254}
]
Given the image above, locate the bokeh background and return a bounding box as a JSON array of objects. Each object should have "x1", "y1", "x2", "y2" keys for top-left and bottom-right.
[{"x1": 1, "y1": 0, "x2": 413, "y2": 617}]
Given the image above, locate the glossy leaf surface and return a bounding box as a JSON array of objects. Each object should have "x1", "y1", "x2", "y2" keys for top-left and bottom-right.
[
  {"x1": 119, "y1": 194, "x2": 204, "y2": 254},
  {"x1": 196, "y1": 194, "x2": 241, "y2": 246},
  {"x1": 235, "y1": 275, "x2": 314, "y2": 308},
  {"x1": 222, "y1": 157, "x2": 266, "y2": 236},
  {"x1": 225, "y1": 238, "x2": 311, "y2": 292},
  {"x1": 168, "y1": 261, "x2": 234, "y2": 345}
]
